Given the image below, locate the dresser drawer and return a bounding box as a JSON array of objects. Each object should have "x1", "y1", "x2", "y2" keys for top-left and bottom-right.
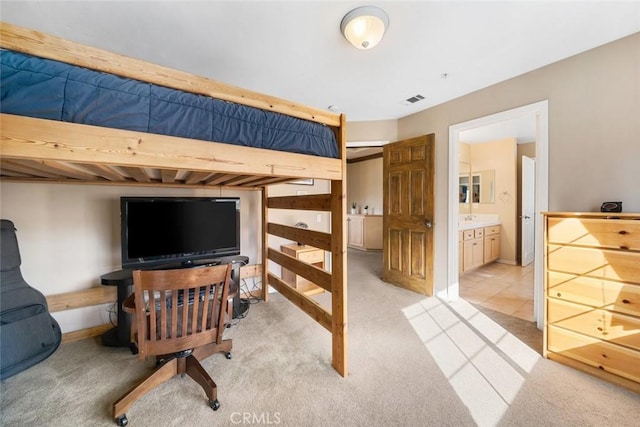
[
  {"x1": 298, "y1": 249, "x2": 324, "y2": 264},
  {"x1": 547, "y1": 298, "x2": 640, "y2": 351},
  {"x1": 547, "y1": 271, "x2": 640, "y2": 317},
  {"x1": 547, "y1": 217, "x2": 640, "y2": 250},
  {"x1": 474, "y1": 228, "x2": 484, "y2": 238},
  {"x1": 547, "y1": 245, "x2": 640, "y2": 285},
  {"x1": 484, "y1": 225, "x2": 500, "y2": 236},
  {"x1": 547, "y1": 325, "x2": 640, "y2": 383},
  {"x1": 463, "y1": 230, "x2": 474, "y2": 241}
]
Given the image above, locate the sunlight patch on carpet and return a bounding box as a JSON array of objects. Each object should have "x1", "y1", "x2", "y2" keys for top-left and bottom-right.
[{"x1": 403, "y1": 297, "x2": 541, "y2": 427}]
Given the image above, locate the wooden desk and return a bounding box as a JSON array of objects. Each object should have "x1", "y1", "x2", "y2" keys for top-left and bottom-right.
[{"x1": 281, "y1": 244, "x2": 325, "y2": 295}]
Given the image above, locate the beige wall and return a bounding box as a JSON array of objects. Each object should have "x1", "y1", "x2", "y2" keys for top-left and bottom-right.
[
  {"x1": 345, "y1": 119, "x2": 397, "y2": 215},
  {"x1": 347, "y1": 159, "x2": 383, "y2": 215},
  {"x1": 347, "y1": 119, "x2": 398, "y2": 142},
  {"x1": 398, "y1": 32, "x2": 640, "y2": 293}
]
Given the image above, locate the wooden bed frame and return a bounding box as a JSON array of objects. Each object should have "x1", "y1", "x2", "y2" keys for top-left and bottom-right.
[{"x1": 0, "y1": 23, "x2": 348, "y2": 376}]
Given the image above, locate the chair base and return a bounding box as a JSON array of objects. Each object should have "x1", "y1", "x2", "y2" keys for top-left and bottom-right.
[{"x1": 112, "y1": 339, "x2": 232, "y2": 423}]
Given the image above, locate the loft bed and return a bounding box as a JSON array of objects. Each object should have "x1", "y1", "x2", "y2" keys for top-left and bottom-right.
[{"x1": 0, "y1": 23, "x2": 348, "y2": 376}]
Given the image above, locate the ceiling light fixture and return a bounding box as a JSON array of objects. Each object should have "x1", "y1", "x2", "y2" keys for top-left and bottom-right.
[{"x1": 340, "y1": 6, "x2": 389, "y2": 50}]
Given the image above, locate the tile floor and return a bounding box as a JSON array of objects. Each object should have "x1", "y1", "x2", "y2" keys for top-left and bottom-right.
[{"x1": 459, "y1": 262, "x2": 534, "y2": 322}]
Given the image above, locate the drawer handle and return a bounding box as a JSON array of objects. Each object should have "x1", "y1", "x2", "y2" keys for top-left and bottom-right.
[
  {"x1": 618, "y1": 230, "x2": 628, "y2": 235},
  {"x1": 622, "y1": 299, "x2": 631, "y2": 304},
  {"x1": 620, "y1": 245, "x2": 629, "y2": 250},
  {"x1": 556, "y1": 292, "x2": 562, "y2": 297}
]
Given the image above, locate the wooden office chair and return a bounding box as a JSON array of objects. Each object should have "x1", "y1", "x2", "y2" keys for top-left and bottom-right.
[{"x1": 112, "y1": 264, "x2": 233, "y2": 426}]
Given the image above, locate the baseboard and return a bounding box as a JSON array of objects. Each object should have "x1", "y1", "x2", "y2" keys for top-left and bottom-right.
[{"x1": 61, "y1": 323, "x2": 113, "y2": 344}]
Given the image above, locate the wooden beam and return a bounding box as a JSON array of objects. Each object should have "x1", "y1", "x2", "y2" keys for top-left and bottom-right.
[
  {"x1": 267, "y1": 273, "x2": 332, "y2": 332},
  {"x1": 81, "y1": 163, "x2": 128, "y2": 181},
  {"x1": 267, "y1": 194, "x2": 332, "y2": 211},
  {"x1": 1, "y1": 159, "x2": 67, "y2": 179},
  {"x1": 207, "y1": 174, "x2": 236, "y2": 186},
  {"x1": 0, "y1": 114, "x2": 343, "y2": 181},
  {"x1": 160, "y1": 169, "x2": 178, "y2": 183},
  {"x1": 248, "y1": 176, "x2": 291, "y2": 186},
  {"x1": 267, "y1": 248, "x2": 331, "y2": 292},
  {"x1": 184, "y1": 170, "x2": 214, "y2": 185},
  {"x1": 261, "y1": 187, "x2": 270, "y2": 302},
  {"x1": 46, "y1": 287, "x2": 117, "y2": 313},
  {"x1": 331, "y1": 113, "x2": 348, "y2": 377},
  {"x1": 347, "y1": 152, "x2": 383, "y2": 164},
  {"x1": 120, "y1": 166, "x2": 151, "y2": 182},
  {"x1": 13, "y1": 159, "x2": 102, "y2": 181},
  {"x1": 267, "y1": 223, "x2": 332, "y2": 252}
]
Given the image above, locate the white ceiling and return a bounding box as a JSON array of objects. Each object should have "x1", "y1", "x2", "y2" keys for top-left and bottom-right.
[{"x1": 1, "y1": 1, "x2": 639, "y2": 123}]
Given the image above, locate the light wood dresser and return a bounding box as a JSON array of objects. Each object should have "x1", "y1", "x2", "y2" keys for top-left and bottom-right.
[{"x1": 543, "y1": 212, "x2": 640, "y2": 393}]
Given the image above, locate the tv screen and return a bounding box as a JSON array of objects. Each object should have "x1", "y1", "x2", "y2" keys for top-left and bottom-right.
[{"x1": 120, "y1": 197, "x2": 240, "y2": 269}]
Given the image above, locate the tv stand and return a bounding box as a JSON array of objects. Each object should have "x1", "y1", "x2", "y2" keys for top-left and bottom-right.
[{"x1": 100, "y1": 255, "x2": 249, "y2": 349}]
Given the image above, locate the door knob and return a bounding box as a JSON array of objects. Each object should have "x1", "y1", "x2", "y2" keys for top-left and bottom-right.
[{"x1": 424, "y1": 219, "x2": 433, "y2": 228}]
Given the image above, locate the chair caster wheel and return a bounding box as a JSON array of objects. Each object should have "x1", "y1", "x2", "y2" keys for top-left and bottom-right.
[
  {"x1": 209, "y1": 399, "x2": 220, "y2": 411},
  {"x1": 225, "y1": 352, "x2": 232, "y2": 360},
  {"x1": 115, "y1": 415, "x2": 128, "y2": 426}
]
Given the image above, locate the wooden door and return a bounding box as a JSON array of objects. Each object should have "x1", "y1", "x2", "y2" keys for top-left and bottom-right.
[{"x1": 382, "y1": 134, "x2": 435, "y2": 295}]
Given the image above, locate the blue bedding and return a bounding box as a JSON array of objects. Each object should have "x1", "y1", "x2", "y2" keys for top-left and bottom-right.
[{"x1": 0, "y1": 50, "x2": 338, "y2": 159}]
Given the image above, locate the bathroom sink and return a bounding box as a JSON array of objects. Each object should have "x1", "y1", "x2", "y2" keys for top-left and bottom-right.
[{"x1": 458, "y1": 219, "x2": 501, "y2": 230}]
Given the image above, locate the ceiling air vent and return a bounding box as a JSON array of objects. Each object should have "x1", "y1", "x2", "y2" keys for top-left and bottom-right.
[{"x1": 401, "y1": 94, "x2": 425, "y2": 106}]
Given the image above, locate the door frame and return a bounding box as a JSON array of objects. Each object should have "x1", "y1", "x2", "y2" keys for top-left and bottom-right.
[
  {"x1": 521, "y1": 155, "x2": 536, "y2": 267},
  {"x1": 445, "y1": 100, "x2": 548, "y2": 329}
]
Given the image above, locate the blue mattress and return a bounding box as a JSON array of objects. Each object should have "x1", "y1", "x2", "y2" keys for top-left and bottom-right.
[{"x1": 0, "y1": 50, "x2": 338, "y2": 159}]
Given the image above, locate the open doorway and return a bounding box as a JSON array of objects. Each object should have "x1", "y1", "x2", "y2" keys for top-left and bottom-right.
[{"x1": 445, "y1": 101, "x2": 548, "y2": 328}]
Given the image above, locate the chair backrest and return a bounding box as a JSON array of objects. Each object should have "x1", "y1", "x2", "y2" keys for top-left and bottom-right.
[{"x1": 133, "y1": 264, "x2": 232, "y2": 359}]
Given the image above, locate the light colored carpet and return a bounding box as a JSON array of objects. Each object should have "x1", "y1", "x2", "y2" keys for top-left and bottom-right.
[{"x1": 1, "y1": 249, "x2": 638, "y2": 426}]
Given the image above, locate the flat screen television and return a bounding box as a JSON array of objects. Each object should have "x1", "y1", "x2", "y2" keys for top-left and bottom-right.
[{"x1": 120, "y1": 197, "x2": 240, "y2": 269}]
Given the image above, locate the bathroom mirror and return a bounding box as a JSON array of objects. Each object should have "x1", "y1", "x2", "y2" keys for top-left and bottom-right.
[
  {"x1": 471, "y1": 169, "x2": 495, "y2": 204},
  {"x1": 459, "y1": 162, "x2": 471, "y2": 214}
]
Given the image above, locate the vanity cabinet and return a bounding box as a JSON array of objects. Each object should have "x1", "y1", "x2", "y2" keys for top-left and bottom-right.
[
  {"x1": 461, "y1": 224, "x2": 501, "y2": 273},
  {"x1": 462, "y1": 229, "x2": 484, "y2": 271},
  {"x1": 543, "y1": 212, "x2": 640, "y2": 393},
  {"x1": 483, "y1": 225, "x2": 501, "y2": 263},
  {"x1": 347, "y1": 215, "x2": 382, "y2": 250}
]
